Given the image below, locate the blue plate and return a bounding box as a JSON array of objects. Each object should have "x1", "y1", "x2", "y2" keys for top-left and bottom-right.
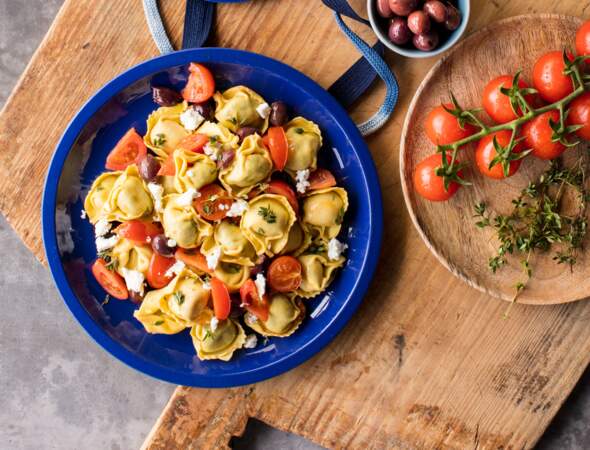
[{"x1": 42, "y1": 48, "x2": 383, "y2": 387}]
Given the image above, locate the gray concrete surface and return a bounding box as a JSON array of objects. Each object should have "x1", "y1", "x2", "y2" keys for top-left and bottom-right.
[{"x1": 0, "y1": 0, "x2": 588, "y2": 449}]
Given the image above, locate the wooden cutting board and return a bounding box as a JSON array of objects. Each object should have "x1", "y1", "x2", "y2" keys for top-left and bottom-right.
[{"x1": 1, "y1": 0, "x2": 590, "y2": 449}]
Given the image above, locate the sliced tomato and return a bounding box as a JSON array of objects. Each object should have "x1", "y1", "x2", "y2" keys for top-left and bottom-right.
[
  {"x1": 179, "y1": 133, "x2": 209, "y2": 153},
  {"x1": 157, "y1": 153, "x2": 176, "y2": 176},
  {"x1": 146, "y1": 253, "x2": 176, "y2": 289},
  {"x1": 91, "y1": 259, "x2": 128, "y2": 300},
  {"x1": 266, "y1": 180, "x2": 299, "y2": 214},
  {"x1": 262, "y1": 134, "x2": 270, "y2": 149},
  {"x1": 308, "y1": 168, "x2": 337, "y2": 190},
  {"x1": 174, "y1": 248, "x2": 211, "y2": 274},
  {"x1": 116, "y1": 220, "x2": 162, "y2": 244},
  {"x1": 182, "y1": 63, "x2": 215, "y2": 103},
  {"x1": 210, "y1": 278, "x2": 231, "y2": 320},
  {"x1": 106, "y1": 128, "x2": 147, "y2": 171},
  {"x1": 194, "y1": 184, "x2": 233, "y2": 221},
  {"x1": 267, "y1": 126, "x2": 288, "y2": 170},
  {"x1": 240, "y1": 278, "x2": 269, "y2": 322},
  {"x1": 267, "y1": 256, "x2": 302, "y2": 292}
]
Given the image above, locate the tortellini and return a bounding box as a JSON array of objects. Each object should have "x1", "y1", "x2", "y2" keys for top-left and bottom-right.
[
  {"x1": 162, "y1": 193, "x2": 213, "y2": 248},
  {"x1": 84, "y1": 171, "x2": 119, "y2": 223},
  {"x1": 296, "y1": 249, "x2": 345, "y2": 298},
  {"x1": 201, "y1": 220, "x2": 256, "y2": 266},
  {"x1": 111, "y1": 238, "x2": 153, "y2": 277},
  {"x1": 196, "y1": 121, "x2": 239, "y2": 149},
  {"x1": 214, "y1": 86, "x2": 269, "y2": 133},
  {"x1": 241, "y1": 194, "x2": 296, "y2": 256},
  {"x1": 213, "y1": 261, "x2": 251, "y2": 293},
  {"x1": 134, "y1": 268, "x2": 211, "y2": 334},
  {"x1": 302, "y1": 187, "x2": 348, "y2": 239},
  {"x1": 284, "y1": 117, "x2": 323, "y2": 175},
  {"x1": 100, "y1": 165, "x2": 153, "y2": 223},
  {"x1": 144, "y1": 103, "x2": 189, "y2": 158},
  {"x1": 244, "y1": 294, "x2": 305, "y2": 337},
  {"x1": 219, "y1": 134, "x2": 273, "y2": 197},
  {"x1": 191, "y1": 311, "x2": 246, "y2": 361},
  {"x1": 280, "y1": 221, "x2": 312, "y2": 256},
  {"x1": 172, "y1": 149, "x2": 218, "y2": 193}
]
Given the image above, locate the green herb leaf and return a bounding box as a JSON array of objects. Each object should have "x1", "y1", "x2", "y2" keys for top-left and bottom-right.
[
  {"x1": 173, "y1": 291, "x2": 185, "y2": 305},
  {"x1": 258, "y1": 205, "x2": 277, "y2": 224},
  {"x1": 153, "y1": 133, "x2": 167, "y2": 147}
]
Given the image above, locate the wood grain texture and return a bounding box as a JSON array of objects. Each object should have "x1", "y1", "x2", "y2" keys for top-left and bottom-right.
[
  {"x1": 400, "y1": 15, "x2": 589, "y2": 305},
  {"x1": 1, "y1": 0, "x2": 590, "y2": 449}
]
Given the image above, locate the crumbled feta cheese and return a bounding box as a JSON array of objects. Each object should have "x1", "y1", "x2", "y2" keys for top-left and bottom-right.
[
  {"x1": 256, "y1": 102, "x2": 271, "y2": 119},
  {"x1": 203, "y1": 142, "x2": 219, "y2": 161},
  {"x1": 176, "y1": 188, "x2": 199, "y2": 207},
  {"x1": 164, "y1": 260, "x2": 185, "y2": 278},
  {"x1": 94, "y1": 218, "x2": 111, "y2": 237},
  {"x1": 95, "y1": 235, "x2": 119, "y2": 252},
  {"x1": 327, "y1": 237, "x2": 348, "y2": 261},
  {"x1": 80, "y1": 210, "x2": 87, "y2": 219},
  {"x1": 210, "y1": 316, "x2": 219, "y2": 332},
  {"x1": 225, "y1": 199, "x2": 248, "y2": 217},
  {"x1": 147, "y1": 182, "x2": 164, "y2": 213},
  {"x1": 202, "y1": 279, "x2": 211, "y2": 291},
  {"x1": 246, "y1": 312, "x2": 258, "y2": 323},
  {"x1": 167, "y1": 238, "x2": 177, "y2": 247},
  {"x1": 179, "y1": 107, "x2": 204, "y2": 131},
  {"x1": 295, "y1": 169, "x2": 310, "y2": 194},
  {"x1": 255, "y1": 273, "x2": 266, "y2": 299},
  {"x1": 244, "y1": 334, "x2": 258, "y2": 349},
  {"x1": 120, "y1": 267, "x2": 145, "y2": 295},
  {"x1": 206, "y1": 246, "x2": 221, "y2": 270},
  {"x1": 186, "y1": 169, "x2": 194, "y2": 178}
]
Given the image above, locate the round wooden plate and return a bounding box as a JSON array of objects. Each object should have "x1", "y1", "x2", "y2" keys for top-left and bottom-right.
[{"x1": 400, "y1": 14, "x2": 590, "y2": 305}]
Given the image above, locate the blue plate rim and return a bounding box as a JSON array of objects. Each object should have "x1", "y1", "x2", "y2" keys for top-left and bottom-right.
[{"x1": 41, "y1": 48, "x2": 383, "y2": 387}]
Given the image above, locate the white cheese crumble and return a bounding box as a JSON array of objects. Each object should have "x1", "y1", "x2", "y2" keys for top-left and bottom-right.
[
  {"x1": 176, "y1": 188, "x2": 200, "y2": 207},
  {"x1": 94, "y1": 218, "x2": 111, "y2": 237},
  {"x1": 164, "y1": 260, "x2": 185, "y2": 278},
  {"x1": 256, "y1": 102, "x2": 271, "y2": 119},
  {"x1": 203, "y1": 142, "x2": 219, "y2": 161},
  {"x1": 120, "y1": 267, "x2": 145, "y2": 295},
  {"x1": 95, "y1": 235, "x2": 119, "y2": 252},
  {"x1": 202, "y1": 278, "x2": 211, "y2": 291},
  {"x1": 210, "y1": 316, "x2": 219, "y2": 332},
  {"x1": 225, "y1": 199, "x2": 248, "y2": 217},
  {"x1": 327, "y1": 237, "x2": 348, "y2": 261},
  {"x1": 206, "y1": 246, "x2": 222, "y2": 270},
  {"x1": 295, "y1": 169, "x2": 310, "y2": 194},
  {"x1": 244, "y1": 334, "x2": 258, "y2": 349},
  {"x1": 167, "y1": 238, "x2": 177, "y2": 248},
  {"x1": 254, "y1": 273, "x2": 266, "y2": 299},
  {"x1": 186, "y1": 169, "x2": 194, "y2": 178},
  {"x1": 246, "y1": 312, "x2": 258, "y2": 323},
  {"x1": 179, "y1": 107, "x2": 204, "y2": 131},
  {"x1": 80, "y1": 210, "x2": 87, "y2": 219},
  {"x1": 147, "y1": 182, "x2": 164, "y2": 213}
]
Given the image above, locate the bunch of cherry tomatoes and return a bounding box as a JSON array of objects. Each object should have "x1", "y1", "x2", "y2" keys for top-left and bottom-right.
[{"x1": 413, "y1": 20, "x2": 590, "y2": 202}]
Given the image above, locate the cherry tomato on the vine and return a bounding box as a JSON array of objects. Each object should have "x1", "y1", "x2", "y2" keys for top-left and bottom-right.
[
  {"x1": 522, "y1": 110, "x2": 566, "y2": 160},
  {"x1": 424, "y1": 103, "x2": 477, "y2": 146},
  {"x1": 532, "y1": 51, "x2": 574, "y2": 103},
  {"x1": 413, "y1": 153, "x2": 462, "y2": 202},
  {"x1": 575, "y1": 20, "x2": 590, "y2": 59},
  {"x1": 566, "y1": 91, "x2": 590, "y2": 140},
  {"x1": 482, "y1": 75, "x2": 534, "y2": 124},
  {"x1": 475, "y1": 130, "x2": 525, "y2": 179}
]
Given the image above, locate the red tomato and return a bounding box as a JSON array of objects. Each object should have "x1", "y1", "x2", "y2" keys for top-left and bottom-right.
[
  {"x1": 182, "y1": 63, "x2": 215, "y2": 103},
  {"x1": 424, "y1": 103, "x2": 477, "y2": 146},
  {"x1": 193, "y1": 184, "x2": 233, "y2": 221},
  {"x1": 267, "y1": 256, "x2": 302, "y2": 292},
  {"x1": 174, "y1": 248, "x2": 211, "y2": 274},
  {"x1": 105, "y1": 128, "x2": 147, "y2": 171},
  {"x1": 157, "y1": 153, "x2": 175, "y2": 176},
  {"x1": 532, "y1": 51, "x2": 574, "y2": 103},
  {"x1": 566, "y1": 92, "x2": 590, "y2": 140},
  {"x1": 240, "y1": 279, "x2": 269, "y2": 322},
  {"x1": 266, "y1": 180, "x2": 299, "y2": 214},
  {"x1": 308, "y1": 168, "x2": 337, "y2": 190},
  {"x1": 522, "y1": 110, "x2": 566, "y2": 160},
  {"x1": 576, "y1": 20, "x2": 590, "y2": 58},
  {"x1": 179, "y1": 133, "x2": 209, "y2": 153},
  {"x1": 91, "y1": 259, "x2": 128, "y2": 300},
  {"x1": 146, "y1": 253, "x2": 176, "y2": 289},
  {"x1": 115, "y1": 220, "x2": 162, "y2": 244},
  {"x1": 267, "y1": 127, "x2": 288, "y2": 170},
  {"x1": 210, "y1": 278, "x2": 231, "y2": 320},
  {"x1": 475, "y1": 130, "x2": 525, "y2": 179},
  {"x1": 413, "y1": 153, "x2": 462, "y2": 202},
  {"x1": 482, "y1": 75, "x2": 534, "y2": 124}
]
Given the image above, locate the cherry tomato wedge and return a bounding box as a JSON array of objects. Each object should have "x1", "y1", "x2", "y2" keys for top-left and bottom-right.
[
  {"x1": 182, "y1": 63, "x2": 215, "y2": 103},
  {"x1": 179, "y1": 133, "x2": 209, "y2": 153},
  {"x1": 105, "y1": 128, "x2": 147, "y2": 171},
  {"x1": 267, "y1": 256, "x2": 302, "y2": 292},
  {"x1": 576, "y1": 20, "x2": 590, "y2": 59},
  {"x1": 91, "y1": 259, "x2": 128, "y2": 300},
  {"x1": 522, "y1": 110, "x2": 566, "y2": 160},
  {"x1": 262, "y1": 134, "x2": 270, "y2": 148},
  {"x1": 266, "y1": 180, "x2": 299, "y2": 214},
  {"x1": 566, "y1": 91, "x2": 590, "y2": 140},
  {"x1": 424, "y1": 103, "x2": 477, "y2": 146},
  {"x1": 413, "y1": 153, "x2": 463, "y2": 202},
  {"x1": 240, "y1": 279, "x2": 269, "y2": 322},
  {"x1": 146, "y1": 253, "x2": 176, "y2": 289},
  {"x1": 157, "y1": 153, "x2": 175, "y2": 176},
  {"x1": 193, "y1": 184, "x2": 233, "y2": 221},
  {"x1": 267, "y1": 126, "x2": 289, "y2": 170},
  {"x1": 475, "y1": 130, "x2": 525, "y2": 179},
  {"x1": 115, "y1": 220, "x2": 162, "y2": 244},
  {"x1": 308, "y1": 168, "x2": 337, "y2": 190},
  {"x1": 210, "y1": 278, "x2": 231, "y2": 320},
  {"x1": 482, "y1": 75, "x2": 535, "y2": 124},
  {"x1": 532, "y1": 51, "x2": 574, "y2": 103},
  {"x1": 174, "y1": 248, "x2": 211, "y2": 274}
]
